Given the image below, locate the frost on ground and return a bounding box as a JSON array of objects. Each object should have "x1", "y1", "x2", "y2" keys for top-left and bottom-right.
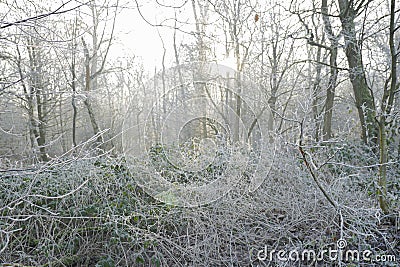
[{"x1": 0, "y1": 141, "x2": 398, "y2": 266}]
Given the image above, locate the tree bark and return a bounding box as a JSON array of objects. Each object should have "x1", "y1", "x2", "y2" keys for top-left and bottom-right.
[
  {"x1": 377, "y1": 0, "x2": 398, "y2": 215},
  {"x1": 191, "y1": 0, "x2": 209, "y2": 139},
  {"x1": 27, "y1": 39, "x2": 49, "y2": 161},
  {"x1": 268, "y1": 39, "x2": 278, "y2": 142},
  {"x1": 378, "y1": 117, "x2": 389, "y2": 214},
  {"x1": 82, "y1": 37, "x2": 102, "y2": 144},
  {"x1": 71, "y1": 50, "x2": 77, "y2": 148},
  {"x1": 321, "y1": 0, "x2": 338, "y2": 141},
  {"x1": 337, "y1": 0, "x2": 377, "y2": 144},
  {"x1": 312, "y1": 42, "x2": 323, "y2": 142}
]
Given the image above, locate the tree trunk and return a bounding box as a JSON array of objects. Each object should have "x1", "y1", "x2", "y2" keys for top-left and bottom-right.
[
  {"x1": 268, "y1": 40, "x2": 278, "y2": 143},
  {"x1": 191, "y1": 0, "x2": 209, "y2": 139},
  {"x1": 233, "y1": 15, "x2": 243, "y2": 143},
  {"x1": 71, "y1": 54, "x2": 77, "y2": 148},
  {"x1": 312, "y1": 43, "x2": 323, "y2": 142},
  {"x1": 378, "y1": 117, "x2": 389, "y2": 214},
  {"x1": 337, "y1": 0, "x2": 377, "y2": 144},
  {"x1": 322, "y1": 0, "x2": 338, "y2": 141},
  {"x1": 82, "y1": 37, "x2": 102, "y2": 144},
  {"x1": 27, "y1": 39, "x2": 49, "y2": 161},
  {"x1": 377, "y1": 0, "x2": 398, "y2": 215},
  {"x1": 234, "y1": 69, "x2": 242, "y2": 143},
  {"x1": 16, "y1": 46, "x2": 37, "y2": 153}
]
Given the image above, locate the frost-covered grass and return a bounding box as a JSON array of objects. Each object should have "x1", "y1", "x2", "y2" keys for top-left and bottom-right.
[{"x1": 0, "y1": 142, "x2": 399, "y2": 266}]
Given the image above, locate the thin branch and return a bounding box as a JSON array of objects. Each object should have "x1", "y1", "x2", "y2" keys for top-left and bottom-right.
[
  {"x1": 0, "y1": 0, "x2": 88, "y2": 29},
  {"x1": 298, "y1": 120, "x2": 337, "y2": 209}
]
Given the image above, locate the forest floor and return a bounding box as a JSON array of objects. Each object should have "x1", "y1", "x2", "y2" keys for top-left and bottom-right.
[{"x1": 0, "y1": 141, "x2": 399, "y2": 266}]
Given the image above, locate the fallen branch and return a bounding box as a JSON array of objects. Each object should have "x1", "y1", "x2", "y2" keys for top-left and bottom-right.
[{"x1": 298, "y1": 120, "x2": 337, "y2": 209}]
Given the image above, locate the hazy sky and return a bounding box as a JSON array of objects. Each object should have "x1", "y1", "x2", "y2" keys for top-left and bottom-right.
[
  {"x1": 113, "y1": 1, "x2": 165, "y2": 71},
  {"x1": 112, "y1": 0, "x2": 237, "y2": 72}
]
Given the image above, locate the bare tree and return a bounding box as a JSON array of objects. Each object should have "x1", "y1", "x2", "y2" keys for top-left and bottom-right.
[
  {"x1": 210, "y1": 0, "x2": 255, "y2": 142},
  {"x1": 80, "y1": 0, "x2": 118, "y2": 145},
  {"x1": 321, "y1": 0, "x2": 338, "y2": 141},
  {"x1": 337, "y1": 0, "x2": 377, "y2": 144},
  {"x1": 377, "y1": 0, "x2": 399, "y2": 214}
]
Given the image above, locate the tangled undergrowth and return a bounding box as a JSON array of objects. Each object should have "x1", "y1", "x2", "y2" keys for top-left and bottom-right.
[{"x1": 0, "y1": 141, "x2": 399, "y2": 266}]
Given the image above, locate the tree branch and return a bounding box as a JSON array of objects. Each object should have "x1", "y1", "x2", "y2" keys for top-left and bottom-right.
[
  {"x1": 298, "y1": 120, "x2": 337, "y2": 209},
  {"x1": 0, "y1": 0, "x2": 87, "y2": 29}
]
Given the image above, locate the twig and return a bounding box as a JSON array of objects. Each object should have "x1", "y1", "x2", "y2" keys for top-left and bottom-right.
[{"x1": 298, "y1": 119, "x2": 337, "y2": 208}]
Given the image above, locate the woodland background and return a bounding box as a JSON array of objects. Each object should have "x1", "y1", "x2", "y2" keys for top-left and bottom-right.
[{"x1": 0, "y1": 0, "x2": 399, "y2": 265}]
